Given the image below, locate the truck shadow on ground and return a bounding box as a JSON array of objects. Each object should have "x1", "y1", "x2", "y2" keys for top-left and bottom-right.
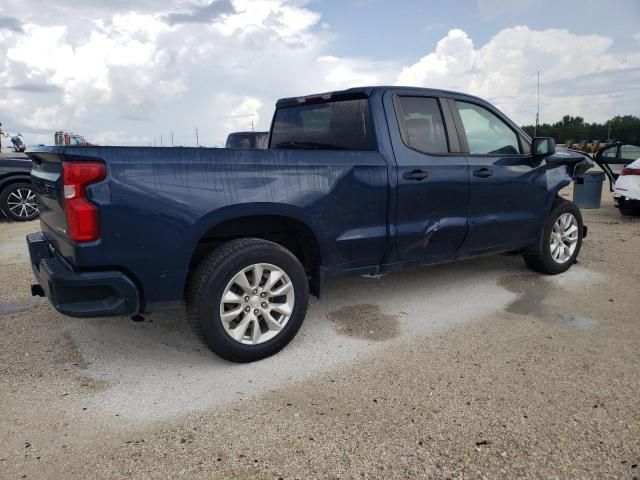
[
  {"x1": 50, "y1": 253, "x2": 534, "y2": 422},
  {"x1": 127, "y1": 252, "x2": 526, "y2": 346},
  {"x1": 9, "y1": 250, "x2": 601, "y2": 424}
]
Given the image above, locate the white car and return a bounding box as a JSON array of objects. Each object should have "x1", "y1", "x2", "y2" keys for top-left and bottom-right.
[{"x1": 614, "y1": 156, "x2": 640, "y2": 216}]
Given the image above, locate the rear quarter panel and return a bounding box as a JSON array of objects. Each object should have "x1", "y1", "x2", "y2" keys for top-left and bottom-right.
[{"x1": 32, "y1": 147, "x2": 389, "y2": 309}]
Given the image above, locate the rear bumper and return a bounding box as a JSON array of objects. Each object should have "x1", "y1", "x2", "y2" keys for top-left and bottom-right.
[{"x1": 27, "y1": 232, "x2": 140, "y2": 317}]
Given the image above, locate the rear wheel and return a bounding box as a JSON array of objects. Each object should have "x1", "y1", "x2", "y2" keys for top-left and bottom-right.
[
  {"x1": 186, "y1": 238, "x2": 309, "y2": 362},
  {"x1": 619, "y1": 207, "x2": 637, "y2": 216},
  {"x1": 524, "y1": 199, "x2": 583, "y2": 275},
  {"x1": 0, "y1": 182, "x2": 39, "y2": 221}
]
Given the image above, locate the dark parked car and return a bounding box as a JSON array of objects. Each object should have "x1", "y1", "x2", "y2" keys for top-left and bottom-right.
[
  {"x1": 225, "y1": 131, "x2": 269, "y2": 149},
  {"x1": 26, "y1": 86, "x2": 592, "y2": 362},
  {"x1": 0, "y1": 153, "x2": 38, "y2": 221}
]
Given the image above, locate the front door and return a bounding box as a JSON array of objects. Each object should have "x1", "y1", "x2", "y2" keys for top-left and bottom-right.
[
  {"x1": 384, "y1": 92, "x2": 470, "y2": 262},
  {"x1": 450, "y1": 98, "x2": 548, "y2": 254}
]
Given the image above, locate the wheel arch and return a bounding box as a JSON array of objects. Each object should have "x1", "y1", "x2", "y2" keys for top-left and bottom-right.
[
  {"x1": 185, "y1": 204, "x2": 324, "y2": 296},
  {"x1": 0, "y1": 174, "x2": 32, "y2": 193},
  {"x1": 523, "y1": 192, "x2": 576, "y2": 255}
]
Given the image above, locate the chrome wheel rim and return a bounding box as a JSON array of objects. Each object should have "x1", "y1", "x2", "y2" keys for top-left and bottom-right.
[
  {"x1": 550, "y1": 213, "x2": 579, "y2": 264},
  {"x1": 7, "y1": 188, "x2": 38, "y2": 219},
  {"x1": 219, "y1": 263, "x2": 295, "y2": 345}
]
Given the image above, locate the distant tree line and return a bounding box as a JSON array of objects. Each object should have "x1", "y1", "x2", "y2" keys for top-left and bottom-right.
[{"x1": 521, "y1": 115, "x2": 640, "y2": 146}]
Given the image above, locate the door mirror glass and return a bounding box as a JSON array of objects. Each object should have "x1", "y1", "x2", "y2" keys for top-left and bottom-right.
[{"x1": 532, "y1": 137, "x2": 556, "y2": 158}]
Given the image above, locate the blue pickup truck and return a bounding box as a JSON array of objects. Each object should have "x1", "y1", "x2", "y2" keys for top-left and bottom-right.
[{"x1": 26, "y1": 86, "x2": 592, "y2": 362}]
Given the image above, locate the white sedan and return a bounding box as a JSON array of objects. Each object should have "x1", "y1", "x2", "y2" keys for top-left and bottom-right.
[{"x1": 614, "y1": 157, "x2": 640, "y2": 216}]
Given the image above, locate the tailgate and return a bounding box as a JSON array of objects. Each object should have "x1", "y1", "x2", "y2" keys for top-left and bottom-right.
[
  {"x1": 28, "y1": 149, "x2": 68, "y2": 242},
  {"x1": 28, "y1": 146, "x2": 108, "y2": 257}
]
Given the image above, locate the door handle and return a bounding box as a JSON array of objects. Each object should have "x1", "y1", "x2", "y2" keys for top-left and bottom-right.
[
  {"x1": 402, "y1": 170, "x2": 429, "y2": 181},
  {"x1": 473, "y1": 168, "x2": 493, "y2": 178}
]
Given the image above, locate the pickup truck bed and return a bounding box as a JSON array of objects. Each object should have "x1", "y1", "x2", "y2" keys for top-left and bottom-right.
[{"x1": 26, "y1": 86, "x2": 592, "y2": 361}]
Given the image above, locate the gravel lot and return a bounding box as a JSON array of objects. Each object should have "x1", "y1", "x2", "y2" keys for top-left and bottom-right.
[{"x1": 1, "y1": 191, "x2": 638, "y2": 479}]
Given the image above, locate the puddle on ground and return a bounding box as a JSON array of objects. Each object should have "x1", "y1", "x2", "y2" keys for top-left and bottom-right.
[
  {"x1": 0, "y1": 297, "x2": 43, "y2": 316},
  {"x1": 328, "y1": 304, "x2": 401, "y2": 341},
  {"x1": 497, "y1": 274, "x2": 597, "y2": 329}
]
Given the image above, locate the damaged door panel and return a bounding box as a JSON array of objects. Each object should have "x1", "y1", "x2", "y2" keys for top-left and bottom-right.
[{"x1": 384, "y1": 92, "x2": 470, "y2": 263}]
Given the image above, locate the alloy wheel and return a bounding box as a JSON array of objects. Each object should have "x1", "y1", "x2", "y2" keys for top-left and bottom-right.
[
  {"x1": 550, "y1": 213, "x2": 579, "y2": 264},
  {"x1": 7, "y1": 187, "x2": 38, "y2": 220},
  {"x1": 219, "y1": 263, "x2": 295, "y2": 345}
]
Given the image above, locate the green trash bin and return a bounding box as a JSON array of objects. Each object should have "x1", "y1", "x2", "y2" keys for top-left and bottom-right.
[{"x1": 573, "y1": 171, "x2": 605, "y2": 209}]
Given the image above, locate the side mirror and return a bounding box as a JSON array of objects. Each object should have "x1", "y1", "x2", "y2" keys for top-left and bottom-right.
[{"x1": 532, "y1": 137, "x2": 556, "y2": 158}]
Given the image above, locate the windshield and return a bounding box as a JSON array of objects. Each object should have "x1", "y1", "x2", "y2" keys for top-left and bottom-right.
[{"x1": 270, "y1": 98, "x2": 374, "y2": 151}]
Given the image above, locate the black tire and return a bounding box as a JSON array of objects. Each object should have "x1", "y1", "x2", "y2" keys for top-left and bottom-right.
[
  {"x1": 186, "y1": 238, "x2": 309, "y2": 362},
  {"x1": 523, "y1": 199, "x2": 583, "y2": 275},
  {"x1": 618, "y1": 200, "x2": 640, "y2": 216},
  {"x1": 0, "y1": 182, "x2": 39, "y2": 221},
  {"x1": 619, "y1": 206, "x2": 638, "y2": 216}
]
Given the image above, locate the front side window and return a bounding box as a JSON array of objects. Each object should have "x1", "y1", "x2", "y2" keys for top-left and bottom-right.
[
  {"x1": 455, "y1": 101, "x2": 520, "y2": 155},
  {"x1": 270, "y1": 98, "x2": 374, "y2": 151},
  {"x1": 395, "y1": 96, "x2": 448, "y2": 154}
]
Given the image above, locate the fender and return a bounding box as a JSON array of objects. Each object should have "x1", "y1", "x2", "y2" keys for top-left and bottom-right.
[
  {"x1": 525, "y1": 148, "x2": 593, "y2": 254},
  {"x1": 0, "y1": 173, "x2": 32, "y2": 192}
]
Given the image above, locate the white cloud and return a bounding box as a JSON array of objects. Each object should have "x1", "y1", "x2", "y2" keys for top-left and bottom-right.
[
  {"x1": 0, "y1": 2, "x2": 638, "y2": 147},
  {"x1": 5, "y1": 13, "x2": 181, "y2": 123},
  {"x1": 216, "y1": 95, "x2": 263, "y2": 134},
  {"x1": 397, "y1": 26, "x2": 640, "y2": 124}
]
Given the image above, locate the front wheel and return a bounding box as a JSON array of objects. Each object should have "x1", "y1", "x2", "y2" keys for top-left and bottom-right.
[
  {"x1": 186, "y1": 238, "x2": 309, "y2": 362},
  {"x1": 524, "y1": 200, "x2": 583, "y2": 275}
]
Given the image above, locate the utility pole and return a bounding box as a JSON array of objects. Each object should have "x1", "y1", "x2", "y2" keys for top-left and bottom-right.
[
  {"x1": 534, "y1": 70, "x2": 540, "y2": 137},
  {"x1": 195, "y1": 127, "x2": 199, "y2": 147},
  {"x1": 251, "y1": 119, "x2": 254, "y2": 132},
  {"x1": 171, "y1": 131, "x2": 174, "y2": 147},
  {"x1": 160, "y1": 135, "x2": 163, "y2": 147}
]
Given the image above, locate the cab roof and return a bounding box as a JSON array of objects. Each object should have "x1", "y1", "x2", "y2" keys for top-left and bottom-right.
[{"x1": 275, "y1": 86, "x2": 485, "y2": 108}]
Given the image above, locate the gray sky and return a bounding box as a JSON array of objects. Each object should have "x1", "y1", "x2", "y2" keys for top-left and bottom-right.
[{"x1": 0, "y1": 0, "x2": 638, "y2": 146}]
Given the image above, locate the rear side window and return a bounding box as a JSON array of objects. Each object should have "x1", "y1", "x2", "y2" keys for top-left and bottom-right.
[
  {"x1": 455, "y1": 101, "x2": 520, "y2": 155},
  {"x1": 270, "y1": 98, "x2": 374, "y2": 151},
  {"x1": 395, "y1": 97, "x2": 448, "y2": 154}
]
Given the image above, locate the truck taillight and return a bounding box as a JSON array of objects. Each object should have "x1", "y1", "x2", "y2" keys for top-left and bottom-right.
[
  {"x1": 620, "y1": 167, "x2": 640, "y2": 176},
  {"x1": 62, "y1": 161, "x2": 106, "y2": 242}
]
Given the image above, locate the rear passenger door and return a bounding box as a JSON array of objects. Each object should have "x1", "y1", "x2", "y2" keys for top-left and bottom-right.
[
  {"x1": 383, "y1": 91, "x2": 470, "y2": 262},
  {"x1": 449, "y1": 98, "x2": 548, "y2": 254}
]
